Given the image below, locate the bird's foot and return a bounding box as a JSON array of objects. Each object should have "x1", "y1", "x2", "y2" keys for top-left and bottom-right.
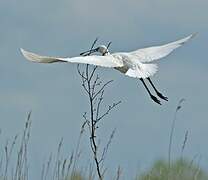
[
  {"x1": 156, "y1": 92, "x2": 168, "y2": 101},
  {"x1": 150, "y1": 95, "x2": 161, "y2": 105}
]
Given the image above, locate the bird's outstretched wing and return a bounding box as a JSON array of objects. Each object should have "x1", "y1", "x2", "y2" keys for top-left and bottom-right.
[
  {"x1": 20, "y1": 49, "x2": 123, "y2": 68},
  {"x1": 129, "y1": 34, "x2": 195, "y2": 63}
]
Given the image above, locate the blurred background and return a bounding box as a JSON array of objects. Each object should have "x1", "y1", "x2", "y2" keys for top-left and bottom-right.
[{"x1": 0, "y1": 0, "x2": 207, "y2": 179}]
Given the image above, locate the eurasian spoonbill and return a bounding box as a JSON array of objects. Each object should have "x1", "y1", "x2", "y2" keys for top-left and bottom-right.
[{"x1": 20, "y1": 34, "x2": 195, "y2": 105}]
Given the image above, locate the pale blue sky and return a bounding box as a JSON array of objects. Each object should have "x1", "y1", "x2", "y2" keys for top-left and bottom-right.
[{"x1": 0, "y1": 0, "x2": 207, "y2": 179}]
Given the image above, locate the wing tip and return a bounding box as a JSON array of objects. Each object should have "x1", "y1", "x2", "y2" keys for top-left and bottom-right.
[
  {"x1": 20, "y1": 48, "x2": 26, "y2": 56},
  {"x1": 20, "y1": 48, "x2": 33, "y2": 62},
  {"x1": 176, "y1": 33, "x2": 197, "y2": 46},
  {"x1": 189, "y1": 33, "x2": 198, "y2": 40},
  {"x1": 20, "y1": 48, "x2": 29, "y2": 59},
  {"x1": 20, "y1": 48, "x2": 42, "y2": 63}
]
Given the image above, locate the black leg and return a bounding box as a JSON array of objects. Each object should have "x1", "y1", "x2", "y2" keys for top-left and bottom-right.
[
  {"x1": 147, "y1": 77, "x2": 168, "y2": 101},
  {"x1": 140, "y1": 78, "x2": 161, "y2": 105}
]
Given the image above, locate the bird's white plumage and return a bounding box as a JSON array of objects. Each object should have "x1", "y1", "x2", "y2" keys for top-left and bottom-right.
[
  {"x1": 129, "y1": 34, "x2": 195, "y2": 63},
  {"x1": 20, "y1": 48, "x2": 123, "y2": 68},
  {"x1": 20, "y1": 34, "x2": 195, "y2": 79},
  {"x1": 125, "y1": 63, "x2": 158, "y2": 78}
]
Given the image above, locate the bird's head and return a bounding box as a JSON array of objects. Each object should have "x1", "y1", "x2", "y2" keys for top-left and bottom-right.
[
  {"x1": 80, "y1": 45, "x2": 109, "y2": 56},
  {"x1": 97, "y1": 45, "x2": 109, "y2": 55}
]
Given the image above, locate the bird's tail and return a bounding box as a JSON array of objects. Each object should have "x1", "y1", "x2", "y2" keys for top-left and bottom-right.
[
  {"x1": 125, "y1": 63, "x2": 158, "y2": 79},
  {"x1": 139, "y1": 63, "x2": 158, "y2": 78}
]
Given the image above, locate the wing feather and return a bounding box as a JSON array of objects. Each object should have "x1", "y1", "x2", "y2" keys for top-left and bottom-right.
[
  {"x1": 20, "y1": 48, "x2": 123, "y2": 68},
  {"x1": 130, "y1": 34, "x2": 195, "y2": 63},
  {"x1": 125, "y1": 63, "x2": 158, "y2": 79}
]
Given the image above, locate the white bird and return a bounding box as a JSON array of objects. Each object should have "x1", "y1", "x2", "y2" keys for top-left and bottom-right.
[{"x1": 20, "y1": 34, "x2": 195, "y2": 105}]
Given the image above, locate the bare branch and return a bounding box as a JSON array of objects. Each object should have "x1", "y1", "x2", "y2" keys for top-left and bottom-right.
[
  {"x1": 97, "y1": 101, "x2": 121, "y2": 122},
  {"x1": 89, "y1": 66, "x2": 98, "y2": 82},
  {"x1": 92, "y1": 80, "x2": 114, "y2": 100},
  {"x1": 77, "y1": 39, "x2": 120, "y2": 180},
  {"x1": 95, "y1": 90, "x2": 104, "y2": 122},
  {"x1": 77, "y1": 64, "x2": 87, "y2": 80}
]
